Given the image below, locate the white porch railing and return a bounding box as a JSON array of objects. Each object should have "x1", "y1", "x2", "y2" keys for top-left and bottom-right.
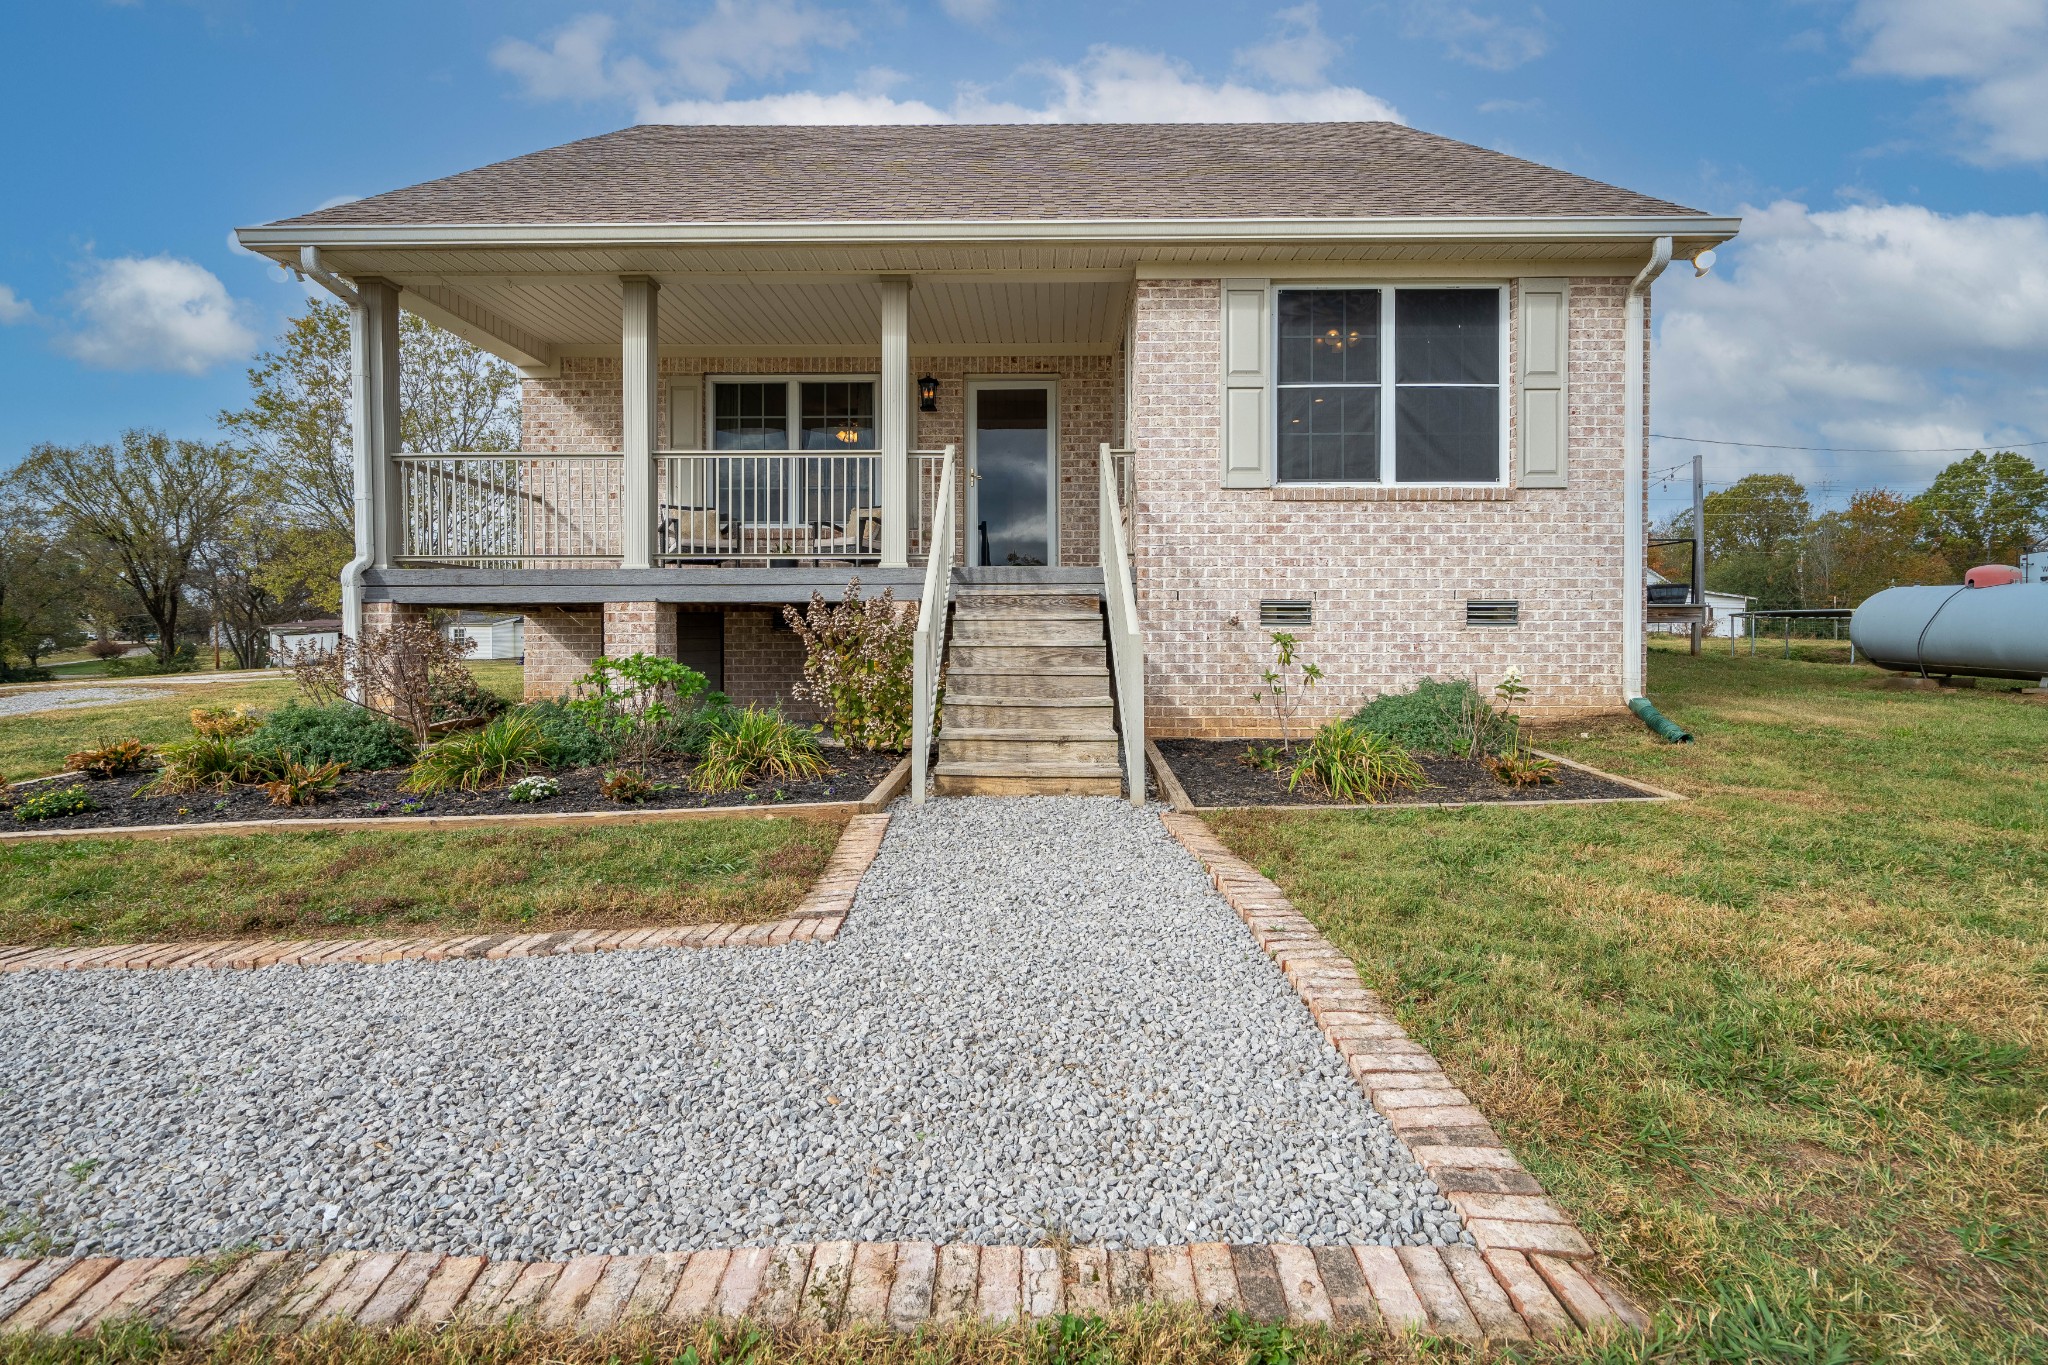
[
  {"x1": 653, "y1": 449, "x2": 952, "y2": 564},
  {"x1": 910, "y1": 445, "x2": 959, "y2": 804},
  {"x1": 1099, "y1": 442, "x2": 1145, "y2": 807},
  {"x1": 394, "y1": 453, "x2": 622, "y2": 567}
]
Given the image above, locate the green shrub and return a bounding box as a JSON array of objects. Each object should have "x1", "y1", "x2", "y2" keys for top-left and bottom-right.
[
  {"x1": 14, "y1": 785, "x2": 98, "y2": 822},
  {"x1": 248, "y1": 702, "x2": 415, "y2": 772},
  {"x1": 659, "y1": 694, "x2": 738, "y2": 759},
  {"x1": 0, "y1": 664, "x2": 53, "y2": 683},
  {"x1": 599, "y1": 768, "x2": 655, "y2": 803},
  {"x1": 514, "y1": 699, "x2": 616, "y2": 769},
  {"x1": 784, "y1": 578, "x2": 915, "y2": 750},
  {"x1": 569, "y1": 654, "x2": 709, "y2": 765},
  {"x1": 1350, "y1": 677, "x2": 1513, "y2": 757},
  {"x1": 428, "y1": 675, "x2": 508, "y2": 726},
  {"x1": 149, "y1": 736, "x2": 283, "y2": 793},
  {"x1": 692, "y1": 707, "x2": 829, "y2": 793},
  {"x1": 1288, "y1": 722, "x2": 1426, "y2": 803},
  {"x1": 405, "y1": 713, "x2": 551, "y2": 794},
  {"x1": 105, "y1": 644, "x2": 199, "y2": 676}
]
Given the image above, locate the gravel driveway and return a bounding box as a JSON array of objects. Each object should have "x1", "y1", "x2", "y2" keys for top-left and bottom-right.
[
  {"x1": 0, "y1": 797, "x2": 1467, "y2": 1259},
  {"x1": 0, "y1": 686, "x2": 158, "y2": 719}
]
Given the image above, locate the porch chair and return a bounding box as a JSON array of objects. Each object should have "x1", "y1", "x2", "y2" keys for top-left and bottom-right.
[
  {"x1": 810, "y1": 506, "x2": 882, "y2": 556},
  {"x1": 660, "y1": 505, "x2": 731, "y2": 559}
]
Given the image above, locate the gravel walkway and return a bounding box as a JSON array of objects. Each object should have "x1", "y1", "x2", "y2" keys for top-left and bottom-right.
[
  {"x1": 0, "y1": 797, "x2": 1468, "y2": 1259},
  {"x1": 0, "y1": 686, "x2": 158, "y2": 719}
]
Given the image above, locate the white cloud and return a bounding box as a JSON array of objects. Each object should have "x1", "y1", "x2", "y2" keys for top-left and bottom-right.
[
  {"x1": 939, "y1": 0, "x2": 1000, "y2": 23},
  {"x1": 0, "y1": 285, "x2": 34, "y2": 325},
  {"x1": 56, "y1": 255, "x2": 256, "y2": 375},
  {"x1": 1847, "y1": 0, "x2": 2048, "y2": 164},
  {"x1": 1655, "y1": 200, "x2": 2048, "y2": 497},
  {"x1": 494, "y1": 2, "x2": 861, "y2": 106},
  {"x1": 1402, "y1": 0, "x2": 1550, "y2": 71},
  {"x1": 1235, "y1": 4, "x2": 1339, "y2": 88},
  {"x1": 645, "y1": 45, "x2": 1400, "y2": 125}
]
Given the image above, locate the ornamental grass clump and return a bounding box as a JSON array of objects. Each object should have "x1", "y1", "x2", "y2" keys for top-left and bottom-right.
[
  {"x1": 1287, "y1": 721, "x2": 1425, "y2": 803},
  {"x1": 147, "y1": 736, "x2": 283, "y2": 794},
  {"x1": 63, "y1": 738, "x2": 153, "y2": 778},
  {"x1": 263, "y1": 760, "x2": 345, "y2": 808},
  {"x1": 188, "y1": 705, "x2": 262, "y2": 739},
  {"x1": 784, "y1": 577, "x2": 914, "y2": 751},
  {"x1": 692, "y1": 707, "x2": 829, "y2": 793},
  {"x1": 405, "y1": 714, "x2": 551, "y2": 794}
]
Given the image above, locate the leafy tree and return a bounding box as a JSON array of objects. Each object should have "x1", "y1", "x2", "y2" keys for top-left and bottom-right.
[
  {"x1": 1701, "y1": 473, "x2": 1812, "y2": 608},
  {"x1": 1913, "y1": 450, "x2": 2048, "y2": 576},
  {"x1": 218, "y1": 299, "x2": 523, "y2": 596},
  {"x1": 0, "y1": 482, "x2": 86, "y2": 670},
  {"x1": 1808, "y1": 490, "x2": 1952, "y2": 605},
  {"x1": 13, "y1": 431, "x2": 254, "y2": 666}
]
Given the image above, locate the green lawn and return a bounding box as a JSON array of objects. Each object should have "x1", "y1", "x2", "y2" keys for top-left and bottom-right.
[
  {"x1": 0, "y1": 663, "x2": 524, "y2": 782},
  {"x1": 1207, "y1": 645, "x2": 2047, "y2": 1361},
  {"x1": 0, "y1": 815, "x2": 839, "y2": 947}
]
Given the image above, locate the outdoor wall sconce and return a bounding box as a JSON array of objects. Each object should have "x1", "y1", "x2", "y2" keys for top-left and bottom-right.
[{"x1": 917, "y1": 374, "x2": 939, "y2": 412}]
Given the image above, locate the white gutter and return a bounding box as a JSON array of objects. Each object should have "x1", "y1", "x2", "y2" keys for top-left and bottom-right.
[
  {"x1": 291, "y1": 249, "x2": 372, "y2": 655},
  {"x1": 235, "y1": 214, "x2": 1742, "y2": 253},
  {"x1": 1623, "y1": 235, "x2": 1672, "y2": 700}
]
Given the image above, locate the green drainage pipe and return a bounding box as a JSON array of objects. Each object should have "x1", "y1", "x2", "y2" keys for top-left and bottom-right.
[{"x1": 1629, "y1": 696, "x2": 1693, "y2": 743}]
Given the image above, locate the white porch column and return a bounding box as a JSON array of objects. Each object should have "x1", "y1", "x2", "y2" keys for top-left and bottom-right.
[
  {"x1": 879, "y1": 276, "x2": 911, "y2": 568},
  {"x1": 620, "y1": 275, "x2": 660, "y2": 570},
  {"x1": 351, "y1": 278, "x2": 402, "y2": 576}
]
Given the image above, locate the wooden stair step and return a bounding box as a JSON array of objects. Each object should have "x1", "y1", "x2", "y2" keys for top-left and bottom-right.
[
  {"x1": 939, "y1": 726, "x2": 1119, "y2": 743},
  {"x1": 942, "y1": 694, "x2": 1114, "y2": 708}
]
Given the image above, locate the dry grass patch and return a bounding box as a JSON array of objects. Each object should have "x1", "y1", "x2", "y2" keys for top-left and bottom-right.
[
  {"x1": 0, "y1": 816, "x2": 841, "y2": 947},
  {"x1": 1209, "y1": 647, "x2": 2047, "y2": 1363}
]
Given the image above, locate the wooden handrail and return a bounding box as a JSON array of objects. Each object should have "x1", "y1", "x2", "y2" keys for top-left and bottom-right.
[
  {"x1": 910, "y1": 445, "x2": 958, "y2": 804},
  {"x1": 1099, "y1": 442, "x2": 1145, "y2": 807}
]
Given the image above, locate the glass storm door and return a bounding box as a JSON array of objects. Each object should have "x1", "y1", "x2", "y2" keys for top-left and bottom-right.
[{"x1": 968, "y1": 382, "x2": 1056, "y2": 567}]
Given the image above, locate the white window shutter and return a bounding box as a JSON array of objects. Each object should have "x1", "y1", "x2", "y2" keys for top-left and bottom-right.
[
  {"x1": 668, "y1": 381, "x2": 702, "y2": 449},
  {"x1": 1517, "y1": 278, "x2": 1569, "y2": 488},
  {"x1": 1220, "y1": 278, "x2": 1271, "y2": 488}
]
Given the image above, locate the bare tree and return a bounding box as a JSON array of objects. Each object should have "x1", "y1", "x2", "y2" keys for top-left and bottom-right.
[{"x1": 14, "y1": 432, "x2": 254, "y2": 666}]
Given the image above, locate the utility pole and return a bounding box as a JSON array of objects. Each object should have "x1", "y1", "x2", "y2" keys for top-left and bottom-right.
[{"x1": 1690, "y1": 453, "x2": 1706, "y2": 656}]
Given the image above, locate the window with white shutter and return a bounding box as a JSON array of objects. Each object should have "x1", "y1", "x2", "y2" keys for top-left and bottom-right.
[{"x1": 1220, "y1": 278, "x2": 1271, "y2": 487}]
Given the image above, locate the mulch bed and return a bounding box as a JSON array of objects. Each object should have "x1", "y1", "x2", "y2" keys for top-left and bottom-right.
[
  {"x1": 1155, "y1": 738, "x2": 1649, "y2": 808},
  {"x1": 4, "y1": 750, "x2": 902, "y2": 832}
]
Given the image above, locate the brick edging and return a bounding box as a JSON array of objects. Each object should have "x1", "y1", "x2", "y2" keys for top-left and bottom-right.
[
  {"x1": 0, "y1": 814, "x2": 890, "y2": 976},
  {"x1": 0, "y1": 1238, "x2": 1645, "y2": 1344},
  {"x1": 1158, "y1": 812, "x2": 1650, "y2": 1338}
]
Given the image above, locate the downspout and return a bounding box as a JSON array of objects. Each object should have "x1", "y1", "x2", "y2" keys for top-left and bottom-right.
[
  {"x1": 1622, "y1": 236, "x2": 1671, "y2": 703},
  {"x1": 291, "y1": 249, "x2": 373, "y2": 656}
]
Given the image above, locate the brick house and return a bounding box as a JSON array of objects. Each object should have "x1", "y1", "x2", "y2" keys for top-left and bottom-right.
[{"x1": 236, "y1": 122, "x2": 1738, "y2": 796}]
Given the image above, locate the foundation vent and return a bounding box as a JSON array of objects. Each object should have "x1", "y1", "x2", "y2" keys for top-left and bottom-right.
[
  {"x1": 1259, "y1": 599, "x2": 1314, "y2": 629},
  {"x1": 1466, "y1": 600, "x2": 1521, "y2": 627}
]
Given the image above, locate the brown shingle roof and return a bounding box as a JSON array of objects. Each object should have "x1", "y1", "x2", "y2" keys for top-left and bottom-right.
[{"x1": 274, "y1": 122, "x2": 1708, "y2": 227}]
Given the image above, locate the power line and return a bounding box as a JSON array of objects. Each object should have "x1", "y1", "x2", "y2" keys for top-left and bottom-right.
[{"x1": 1652, "y1": 433, "x2": 2048, "y2": 454}]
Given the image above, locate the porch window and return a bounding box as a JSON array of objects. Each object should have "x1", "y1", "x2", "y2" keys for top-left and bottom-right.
[
  {"x1": 702, "y1": 376, "x2": 880, "y2": 532},
  {"x1": 1275, "y1": 286, "x2": 1503, "y2": 485},
  {"x1": 708, "y1": 379, "x2": 877, "y2": 450}
]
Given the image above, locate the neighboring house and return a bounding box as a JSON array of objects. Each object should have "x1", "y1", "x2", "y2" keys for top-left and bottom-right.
[
  {"x1": 235, "y1": 122, "x2": 1738, "y2": 794},
  {"x1": 266, "y1": 618, "x2": 342, "y2": 661},
  {"x1": 1645, "y1": 569, "x2": 1752, "y2": 640},
  {"x1": 445, "y1": 613, "x2": 525, "y2": 661}
]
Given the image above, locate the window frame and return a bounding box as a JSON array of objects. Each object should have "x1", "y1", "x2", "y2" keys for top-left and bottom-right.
[
  {"x1": 1270, "y1": 283, "x2": 1509, "y2": 488},
  {"x1": 693, "y1": 374, "x2": 883, "y2": 451}
]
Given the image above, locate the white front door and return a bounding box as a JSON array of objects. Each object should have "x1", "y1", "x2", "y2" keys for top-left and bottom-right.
[{"x1": 966, "y1": 379, "x2": 1058, "y2": 568}]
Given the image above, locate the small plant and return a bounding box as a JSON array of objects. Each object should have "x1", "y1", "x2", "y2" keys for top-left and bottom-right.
[
  {"x1": 693, "y1": 707, "x2": 829, "y2": 793},
  {"x1": 1483, "y1": 666, "x2": 1557, "y2": 787},
  {"x1": 569, "y1": 654, "x2": 710, "y2": 766},
  {"x1": 1250, "y1": 631, "x2": 1323, "y2": 752},
  {"x1": 248, "y1": 701, "x2": 415, "y2": 773},
  {"x1": 263, "y1": 760, "x2": 344, "y2": 808},
  {"x1": 188, "y1": 705, "x2": 261, "y2": 739},
  {"x1": 515, "y1": 698, "x2": 615, "y2": 769},
  {"x1": 14, "y1": 785, "x2": 98, "y2": 823},
  {"x1": 1237, "y1": 742, "x2": 1284, "y2": 771},
  {"x1": 63, "y1": 738, "x2": 153, "y2": 778},
  {"x1": 505, "y1": 774, "x2": 560, "y2": 804},
  {"x1": 399, "y1": 798, "x2": 428, "y2": 815},
  {"x1": 783, "y1": 577, "x2": 915, "y2": 750},
  {"x1": 406, "y1": 713, "x2": 552, "y2": 794},
  {"x1": 1287, "y1": 721, "x2": 1425, "y2": 803},
  {"x1": 599, "y1": 767, "x2": 655, "y2": 803},
  {"x1": 147, "y1": 736, "x2": 282, "y2": 794}
]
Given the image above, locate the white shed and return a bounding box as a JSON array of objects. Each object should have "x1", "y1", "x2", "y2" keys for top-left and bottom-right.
[
  {"x1": 1645, "y1": 570, "x2": 1752, "y2": 639},
  {"x1": 445, "y1": 614, "x2": 525, "y2": 660},
  {"x1": 267, "y1": 618, "x2": 341, "y2": 661}
]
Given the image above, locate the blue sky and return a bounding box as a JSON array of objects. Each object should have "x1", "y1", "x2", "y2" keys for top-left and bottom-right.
[{"x1": 3, "y1": 0, "x2": 2046, "y2": 520}]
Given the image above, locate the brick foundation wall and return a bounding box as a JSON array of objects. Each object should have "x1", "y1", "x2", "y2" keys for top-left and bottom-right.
[
  {"x1": 1130, "y1": 277, "x2": 1635, "y2": 733},
  {"x1": 522, "y1": 607, "x2": 604, "y2": 700},
  {"x1": 602, "y1": 601, "x2": 678, "y2": 660},
  {"x1": 723, "y1": 609, "x2": 820, "y2": 722}
]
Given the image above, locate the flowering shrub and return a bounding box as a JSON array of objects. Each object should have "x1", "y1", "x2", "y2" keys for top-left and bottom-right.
[
  {"x1": 14, "y1": 785, "x2": 97, "y2": 823},
  {"x1": 505, "y1": 774, "x2": 560, "y2": 804},
  {"x1": 783, "y1": 577, "x2": 914, "y2": 751}
]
